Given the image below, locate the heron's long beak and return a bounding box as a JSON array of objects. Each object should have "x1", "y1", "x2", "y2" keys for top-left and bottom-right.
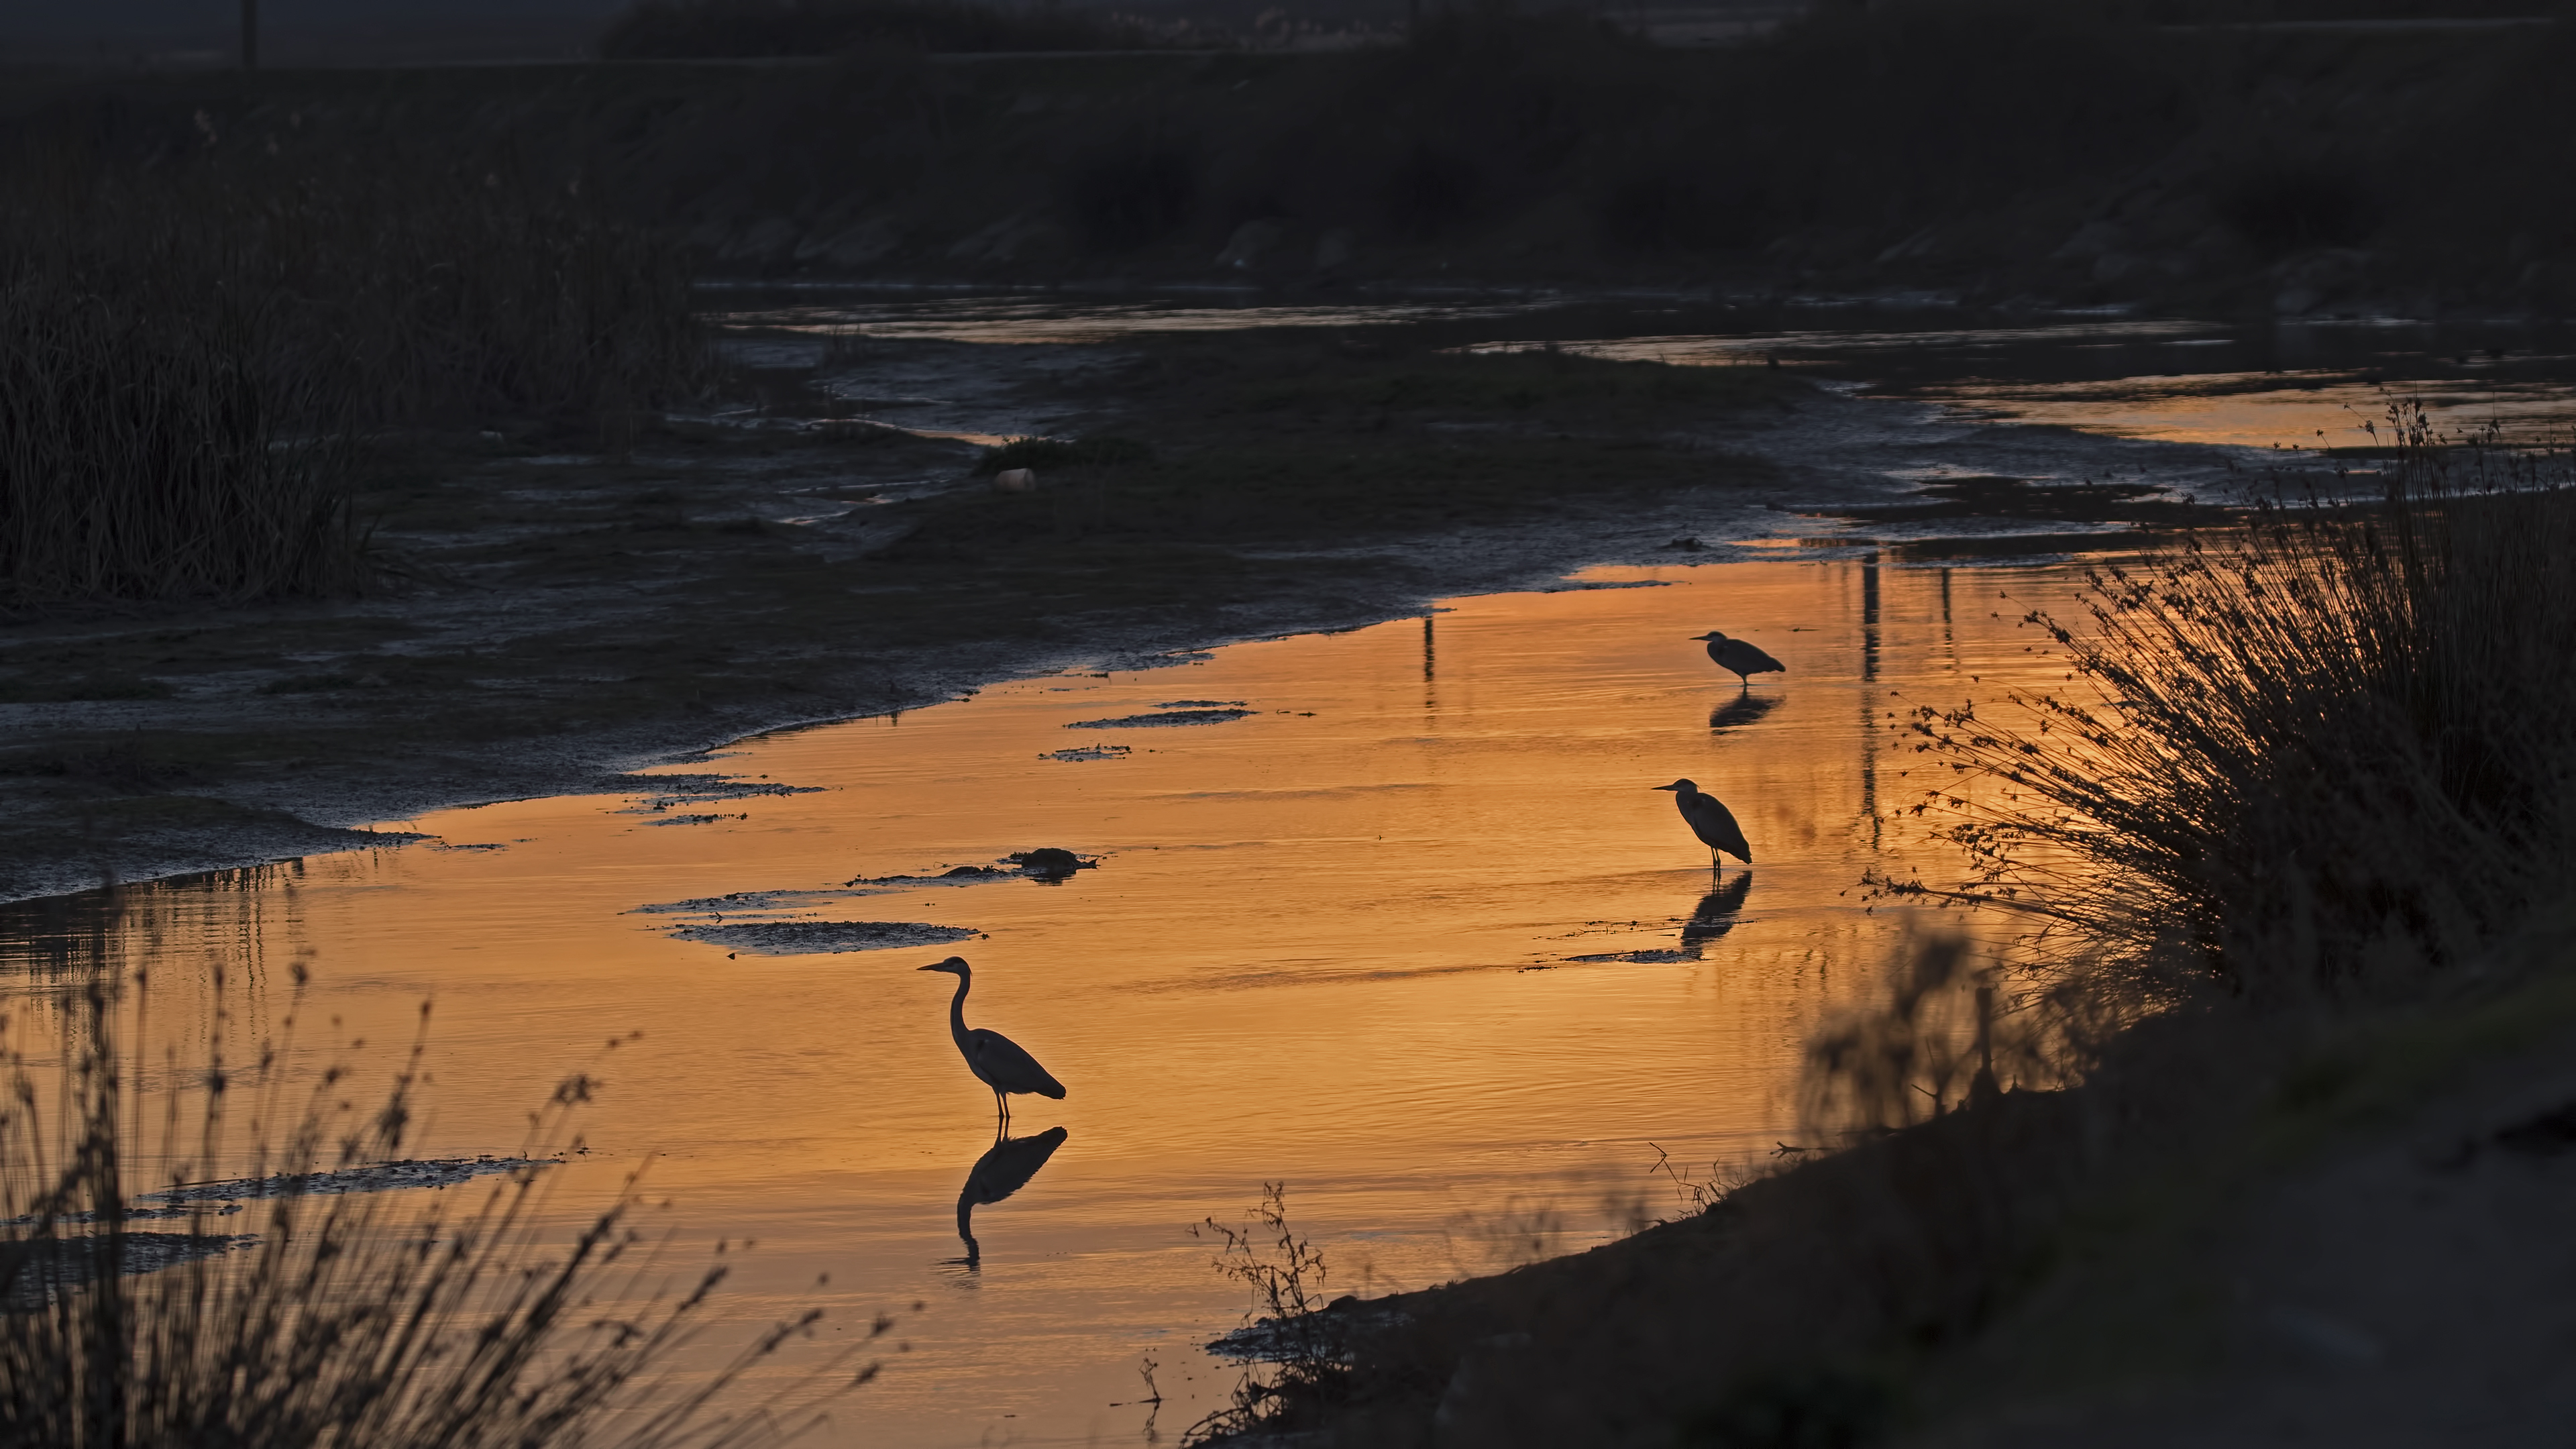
[{"x1": 1652, "y1": 784, "x2": 1680, "y2": 792}]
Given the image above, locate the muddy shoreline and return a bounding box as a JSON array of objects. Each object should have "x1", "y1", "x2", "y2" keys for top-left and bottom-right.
[{"x1": 0, "y1": 333, "x2": 2243, "y2": 904}]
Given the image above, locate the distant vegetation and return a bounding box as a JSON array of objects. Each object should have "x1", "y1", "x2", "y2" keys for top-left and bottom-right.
[
  {"x1": 600, "y1": 0, "x2": 1157, "y2": 56},
  {"x1": 13, "y1": 3, "x2": 2576, "y2": 308},
  {"x1": 0, "y1": 125, "x2": 709, "y2": 608}
]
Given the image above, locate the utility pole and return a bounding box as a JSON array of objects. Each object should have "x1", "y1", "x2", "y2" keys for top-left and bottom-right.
[{"x1": 241, "y1": 0, "x2": 259, "y2": 70}]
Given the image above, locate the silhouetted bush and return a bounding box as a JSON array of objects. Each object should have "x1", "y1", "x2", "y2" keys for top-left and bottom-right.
[
  {"x1": 602, "y1": 0, "x2": 1152, "y2": 57},
  {"x1": 1065, "y1": 144, "x2": 1199, "y2": 249},
  {"x1": 2215, "y1": 163, "x2": 2379, "y2": 253},
  {"x1": 1380, "y1": 144, "x2": 1486, "y2": 239},
  {"x1": 1888, "y1": 406, "x2": 2576, "y2": 1004}
]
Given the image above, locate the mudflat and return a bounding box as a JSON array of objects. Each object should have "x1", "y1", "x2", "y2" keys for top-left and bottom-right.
[{"x1": 2, "y1": 332, "x2": 1853, "y2": 899}]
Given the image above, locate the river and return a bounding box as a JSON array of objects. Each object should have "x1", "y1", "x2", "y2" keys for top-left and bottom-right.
[{"x1": 7, "y1": 293, "x2": 2572, "y2": 1446}]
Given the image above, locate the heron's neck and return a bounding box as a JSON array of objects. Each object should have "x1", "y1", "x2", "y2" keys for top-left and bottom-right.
[{"x1": 948, "y1": 971, "x2": 973, "y2": 1046}]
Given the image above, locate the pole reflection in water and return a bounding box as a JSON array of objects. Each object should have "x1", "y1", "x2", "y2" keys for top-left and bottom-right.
[
  {"x1": 0, "y1": 557, "x2": 2106, "y2": 1447},
  {"x1": 952, "y1": 1126, "x2": 1069, "y2": 1269}
]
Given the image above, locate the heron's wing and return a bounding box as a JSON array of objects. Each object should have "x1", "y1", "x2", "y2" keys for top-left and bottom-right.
[
  {"x1": 1746, "y1": 644, "x2": 1786, "y2": 672},
  {"x1": 967, "y1": 1029, "x2": 1068, "y2": 1099},
  {"x1": 1686, "y1": 794, "x2": 1754, "y2": 862}
]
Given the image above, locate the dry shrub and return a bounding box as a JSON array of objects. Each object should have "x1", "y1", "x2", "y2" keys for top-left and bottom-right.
[
  {"x1": 1884, "y1": 404, "x2": 2576, "y2": 1010},
  {"x1": 0, "y1": 970, "x2": 882, "y2": 1448},
  {"x1": 1186, "y1": 1185, "x2": 1348, "y2": 1445}
]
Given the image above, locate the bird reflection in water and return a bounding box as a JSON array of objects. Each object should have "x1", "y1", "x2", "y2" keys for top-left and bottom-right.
[
  {"x1": 1678, "y1": 873, "x2": 1753, "y2": 959},
  {"x1": 1707, "y1": 692, "x2": 1780, "y2": 733},
  {"x1": 952, "y1": 1126, "x2": 1069, "y2": 1269}
]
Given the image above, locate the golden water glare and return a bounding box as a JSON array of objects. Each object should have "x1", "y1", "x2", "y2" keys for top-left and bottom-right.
[{"x1": 3, "y1": 555, "x2": 2104, "y2": 1447}]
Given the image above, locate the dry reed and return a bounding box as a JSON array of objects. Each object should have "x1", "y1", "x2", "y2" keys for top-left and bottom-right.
[
  {"x1": 1883, "y1": 403, "x2": 2576, "y2": 1010},
  {"x1": 0, "y1": 129, "x2": 712, "y2": 608},
  {"x1": 0, "y1": 969, "x2": 881, "y2": 1448}
]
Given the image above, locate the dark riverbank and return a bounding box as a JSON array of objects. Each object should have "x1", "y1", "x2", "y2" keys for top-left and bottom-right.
[
  {"x1": 1203, "y1": 944, "x2": 2576, "y2": 1446},
  {"x1": 7, "y1": 5, "x2": 2574, "y2": 319}
]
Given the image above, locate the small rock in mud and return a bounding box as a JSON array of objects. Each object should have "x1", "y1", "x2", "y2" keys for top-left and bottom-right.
[
  {"x1": 672, "y1": 920, "x2": 979, "y2": 954},
  {"x1": 1043, "y1": 744, "x2": 1133, "y2": 761},
  {"x1": 1008, "y1": 848, "x2": 1095, "y2": 877}
]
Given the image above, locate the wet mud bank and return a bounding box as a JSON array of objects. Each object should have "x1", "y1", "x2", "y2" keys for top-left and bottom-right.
[
  {"x1": 0, "y1": 328, "x2": 2245, "y2": 903},
  {"x1": 1212, "y1": 957, "x2": 2576, "y2": 1448}
]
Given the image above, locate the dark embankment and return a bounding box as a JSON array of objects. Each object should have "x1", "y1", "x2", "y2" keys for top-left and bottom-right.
[
  {"x1": 1195, "y1": 427, "x2": 2576, "y2": 1443},
  {"x1": 598, "y1": 0, "x2": 1160, "y2": 57},
  {"x1": 11, "y1": 1, "x2": 2575, "y2": 312}
]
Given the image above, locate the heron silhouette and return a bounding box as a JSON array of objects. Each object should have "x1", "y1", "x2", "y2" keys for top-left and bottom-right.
[
  {"x1": 1693, "y1": 631, "x2": 1785, "y2": 688},
  {"x1": 953, "y1": 1126, "x2": 1068, "y2": 1269},
  {"x1": 918, "y1": 957, "x2": 1066, "y2": 1132},
  {"x1": 1655, "y1": 778, "x2": 1752, "y2": 871}
]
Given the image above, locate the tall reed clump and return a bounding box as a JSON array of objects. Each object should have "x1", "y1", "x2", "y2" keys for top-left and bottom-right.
[
  {"x1": 1884, "y1": 404, "x2": 2576, "y2": 1012},
  {"x1": 0, "y1": 282, "x2": 359, "y2": 604},
  {"x1": 0, "y1": 972, "x2": 881, "y2": 1446},
  {"x1": 0, "y1": 127, "x2": 714, "y2": 609}
]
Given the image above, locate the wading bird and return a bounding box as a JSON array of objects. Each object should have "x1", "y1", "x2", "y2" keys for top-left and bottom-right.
[
  {"x1": 1655, "y1": 778, "x2": 1752, "y2": 871},
  {"x1": 1693, "y1": 631, "x2": 1785, "y2": 688},
  {"x1": 918, "y1": 957, "x2": 1065, "y2": 1132}
]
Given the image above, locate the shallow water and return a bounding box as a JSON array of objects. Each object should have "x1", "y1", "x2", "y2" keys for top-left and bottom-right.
[
  {"x1": 712, "y1": 290, "x2": 2576, "y2": 452},
  {"x1": 3, "y1": 554, "x2": 2095, "y2": 1446}
]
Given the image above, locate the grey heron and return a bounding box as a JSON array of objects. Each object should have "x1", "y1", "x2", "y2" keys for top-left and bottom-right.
[
  {"x1": 918, "y1": 957, "x2": 1066, "y2": 1130},
  {"x1": 1692, "y1": 631, "x2": 1785, "y2": 688},
  {"x1": 1655, "y1": 778, "x2": 1752, "y2": 870}
]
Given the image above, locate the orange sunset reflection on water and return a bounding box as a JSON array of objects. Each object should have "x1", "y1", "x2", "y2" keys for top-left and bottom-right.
[{"x1": 2, "y1": 555, "x2": 2108, "y2": 1447}]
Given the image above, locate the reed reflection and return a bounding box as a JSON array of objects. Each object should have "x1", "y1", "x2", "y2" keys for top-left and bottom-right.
[
  {"x1": 951, "y1": 1126, "x2": 1068, "y2": 1269},
  {"x1": 1679, "y1": 873, "x2": 1752, "y2": 960}
]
